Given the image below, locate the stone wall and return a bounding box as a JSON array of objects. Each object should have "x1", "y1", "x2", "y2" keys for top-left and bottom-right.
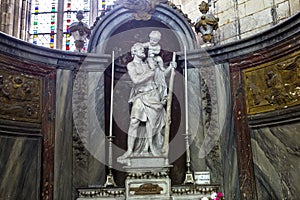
[
  {"x1": 173, "y1": 0, "x2": 300, "y2": 44},
  {"x1": 0, "y1": 0, "x2": 31, "y2": 40}
]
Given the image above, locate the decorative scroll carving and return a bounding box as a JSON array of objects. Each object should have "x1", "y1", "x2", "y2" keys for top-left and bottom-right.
[
  {"x1": 77, "y1": 188, "x2": 125, "y2": 198},
  {"x1": 0, "y1": 69, "x2": 42, "y2": 122},
  {"x1": 172, "y1": 185, "x2": 218, "y2": 196},
  {"x1": 127, "y1": 171, "x2": 169, "y2": 179},
  {"x1": 115, "y1": 0, "x2": 168, "y2": 20},
  {"x1": 244, "y1": 54, "x2": 300, "y2": 115}
]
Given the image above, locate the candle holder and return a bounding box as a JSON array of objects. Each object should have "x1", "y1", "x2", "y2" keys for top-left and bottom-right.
[
  {"x1": 104, "y1": 51, "x2": 117, "y2": 187},
  {"x1": 183, "y1": 46, "x2": 195, "y2": 185},
  {"x1": 104, "y1": 136, "x2": 117, "y2": 187}
]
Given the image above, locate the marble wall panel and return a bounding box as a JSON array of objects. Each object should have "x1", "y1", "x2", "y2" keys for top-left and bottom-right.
[
  {"x1": 0, "y1": 134, "x2": 42, "y2": 199},
  {"x1": 87, "y1": 71, "x2": 106, "y2": 186},
  {"x1": 198, "y1": 64, "x2": 222, "y2": 184},
  {"x1": 188, "y1": 68, "x2": 206, "y2": 172},
  {"x1": 54, "y1": 69, "x2": 74, "y2": 199},
  {"x1": 251, "y1": 123, "x2": 300, "y2": 200},
  {"x1": 216, "y1": 63, "x2": 240, "y2": 200},
  {"x1": 73, "y1": 69, "x2": 106, "y2": 192}
]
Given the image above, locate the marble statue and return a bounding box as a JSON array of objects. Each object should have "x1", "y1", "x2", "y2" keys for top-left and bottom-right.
[
  {"x1": 142, "y1": 31, "x2": 167, "y2": 105},
  {"x1": 117, "y1": 36, "x2": 176, "y2": 165}
]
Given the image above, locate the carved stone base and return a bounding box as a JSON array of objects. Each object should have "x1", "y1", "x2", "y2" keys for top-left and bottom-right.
[{"x1": 123, "y1": 156, "x2": 170, "y2": 171}]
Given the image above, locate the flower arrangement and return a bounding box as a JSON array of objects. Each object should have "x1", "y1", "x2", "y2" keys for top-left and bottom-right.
[{"x1": 201, "y1": 192, "x2": 224, "y2": 200}]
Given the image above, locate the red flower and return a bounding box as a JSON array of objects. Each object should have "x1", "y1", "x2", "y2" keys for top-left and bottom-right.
[{"x1": 217, "y1": 192, "x2": 224, "y2": 198}]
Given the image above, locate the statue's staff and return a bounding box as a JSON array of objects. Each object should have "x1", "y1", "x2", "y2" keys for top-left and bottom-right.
[{"x1": 163, "y1": 52, "x2": 176, "y2": 158}]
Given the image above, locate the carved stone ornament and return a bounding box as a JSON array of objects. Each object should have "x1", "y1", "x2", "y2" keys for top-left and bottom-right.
[
  {"x1": 243, "y1": 52, "x2": 300, "y2": 115},
  {"x1": 0, "y1": 69, "x2": 42, "y2": 122},
  {"x1": 69, "y1": 10, "x2": 91, "y2": 52},
  {"x1": 194, "y1": 1, "x2": 219, "y2": 43},
  {"x1": 115, "y1": 0, "x2": 168, "y2": 20}
]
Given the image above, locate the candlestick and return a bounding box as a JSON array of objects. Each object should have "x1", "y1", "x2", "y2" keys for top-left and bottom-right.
[
  {"x1": 104, "y1": 51, "x2": 117, "y2": 187},
  {"x1": 183, "y1": 46, "x2": 195, "y2": 185},
  {"x1": 109, "y1": 51, "x2": 115, "y2": 137}
]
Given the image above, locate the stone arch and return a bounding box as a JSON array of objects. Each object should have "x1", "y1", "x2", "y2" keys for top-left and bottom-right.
[{"x1": 88, "y1": 4, "x2": 197, "y2": 54}]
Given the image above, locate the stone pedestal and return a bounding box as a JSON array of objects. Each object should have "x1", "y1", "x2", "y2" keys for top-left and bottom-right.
[
  {"x1": 119, "y1": 156, "x2": 170, "y2": 170},
  {"x1": 76, "y1": 157, "x2": 219, "y2": 200},
  {"x1": 124, "y1": 158, "x2": 172, "y2": 200},
  {"x1": 124, "y1": 156, "x2": 169, "y2": 169}
]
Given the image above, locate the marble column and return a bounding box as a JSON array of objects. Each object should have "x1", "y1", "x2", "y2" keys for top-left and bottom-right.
[
  {"x1": 217, "y1": 63, "x2": 240, "y2": 200},
  {"x1": 54, "y1": 69, "x2": 74, "y2": 200}
]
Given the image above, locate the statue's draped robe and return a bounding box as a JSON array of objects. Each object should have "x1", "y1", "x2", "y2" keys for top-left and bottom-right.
[{"x1": 127, "y1": 60, "x2": 166, "y2": 155}]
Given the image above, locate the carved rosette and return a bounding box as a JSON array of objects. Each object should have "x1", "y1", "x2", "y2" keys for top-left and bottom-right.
[
  {"x1": 0, "y1": 69, "x2": 42, "y2": 122},
  {"x1": 115, "y1": 0, "x2": 168, "y2": 20},
  {"x1": 244, "y1": 53, "x2": 300, "y2": 115}
]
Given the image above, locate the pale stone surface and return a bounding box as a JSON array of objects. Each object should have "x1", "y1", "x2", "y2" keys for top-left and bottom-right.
[
  {"x1": 124, "y1": 157, "x2": 169, "y2": 169},
  {"x1": 218, "y1": 22, "x2": 239, "y2": 41},
  {"x1": 244, "y1": 0, "x2": 266, "y2": 14},
  {"x1": 277, "y1": 1, "x2": 291, "y2": 20},
  {"x1": 178, "y1": 0, "x2": 298, "y2": 44},
  {"x1": 215, "y1": 0, "x2": 235, "y2": 13},
  {"x1": 275, "y1": 0, "x2": 287, "y2": 5},
  {"x1": 290, "y1": 0, "x2": 300, "y2": 15},
  {"x1": 217, "y1": 7, "x2": 236, "y2": 26},
  {"x1": 240, "y1": 24, "x2": 272, "y2": 39},
  {"x1": 238, "y1": 3, "x2": 247, "y2": 18},
  {"x1": 239, "y1": 8, "x2": 273, "y2": 33}
]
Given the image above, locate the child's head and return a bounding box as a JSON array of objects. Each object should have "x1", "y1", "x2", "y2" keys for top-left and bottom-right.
[{"x1": 149, "y1": 31, "x2": 161, "y2": 46}]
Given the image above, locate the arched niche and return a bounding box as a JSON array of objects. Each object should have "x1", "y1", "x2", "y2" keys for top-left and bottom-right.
[
  {"x1": 86, "y1": 3, "x2": 195, "y2": 186},
  {"x1": 88, "y1": 4, "x2": 197, "y2": 54}
]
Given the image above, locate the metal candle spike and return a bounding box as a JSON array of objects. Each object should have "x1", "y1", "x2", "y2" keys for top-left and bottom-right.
[
  {"x1": 183, "y1": 46, "x2": 195, "y2": 185},
  {"x1": 104, "y1": 51, "x2": 117, "y2": 187}
]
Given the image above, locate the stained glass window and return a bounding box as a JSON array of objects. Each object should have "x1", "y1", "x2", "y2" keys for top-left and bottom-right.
[
  {"x1": 30, "y1": 0, "x2": 58, "y2": 48},
  {"x1": 29, "y1": 0, "x2": 116, "y2": 51}
]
